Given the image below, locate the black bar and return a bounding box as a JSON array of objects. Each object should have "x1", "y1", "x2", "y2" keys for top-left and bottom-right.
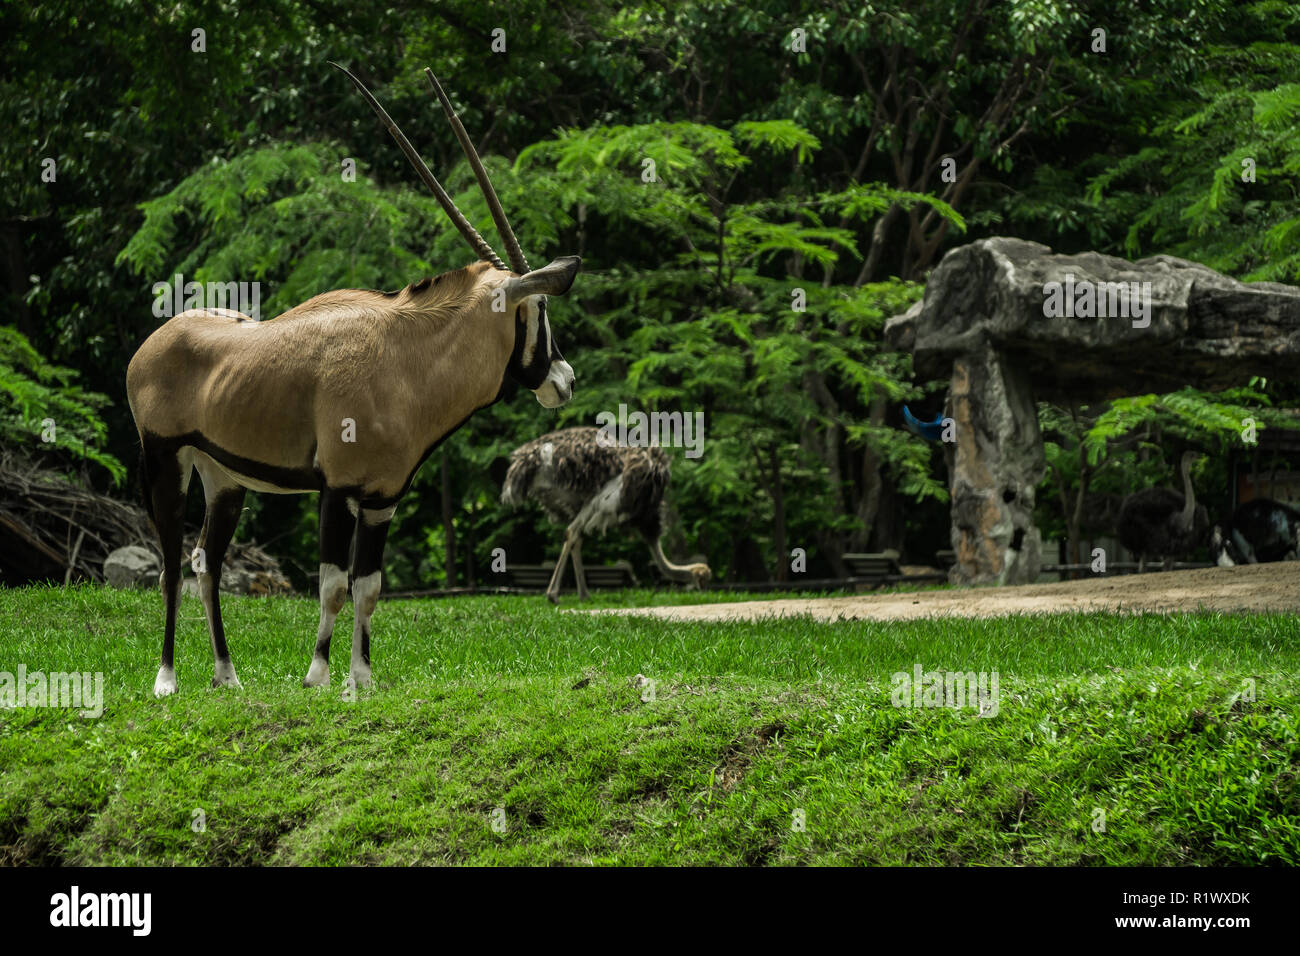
[{"x1": 1, "y1": 866, "x2": 1289, "y2": 943}]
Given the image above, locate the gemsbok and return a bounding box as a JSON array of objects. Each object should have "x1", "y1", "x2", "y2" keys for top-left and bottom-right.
[{"x1": 127, "y1": 64, "x2": 579, "y2": 696}]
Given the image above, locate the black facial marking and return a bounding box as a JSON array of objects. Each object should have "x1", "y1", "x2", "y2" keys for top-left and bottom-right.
[
  {"x1": 506, "y1": 301, "x2": 550, "y2": 391},
  {"x1": 535, "y1": 299, "x2": 551, "y2": 362}
]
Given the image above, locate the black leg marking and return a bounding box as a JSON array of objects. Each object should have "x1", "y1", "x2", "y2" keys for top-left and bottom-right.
[
  {"x1": 349, "y1": 504, "x2": 394, "y2": 684},
  {"x1": 198, "y1": 487, "x2": 246, "y2": 687},
  {"x1": 142, "y1": 441, "x2": 187, "y2": 696},
  {"x1": 305, "y1": 489, "x2": 356, "y2": 687}
]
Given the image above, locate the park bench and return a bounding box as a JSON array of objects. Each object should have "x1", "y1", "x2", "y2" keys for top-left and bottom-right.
[
  {"x1": 840, "y1": 551, "x2": 904, "y2": 588},
  {"x1": 507, "y1": 559, "x2": 640, "y2": 592}
]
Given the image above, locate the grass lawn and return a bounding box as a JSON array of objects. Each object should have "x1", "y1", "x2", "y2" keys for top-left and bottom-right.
[{"x1": 1, "y1": 584, "x2": 1297, "y2": 865}]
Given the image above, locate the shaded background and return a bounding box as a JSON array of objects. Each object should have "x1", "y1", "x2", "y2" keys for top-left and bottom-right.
[{"x1": 3, "y1": 0, "x2": 1299, "y2": 589}]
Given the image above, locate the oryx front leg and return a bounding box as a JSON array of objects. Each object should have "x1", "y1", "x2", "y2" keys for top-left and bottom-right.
[
  {"x1": 304, "y1": 490, "x2": 355, "y2": 687},
  {"x1": 349, "y1": 502, "x2": 394, "y2": 688}
]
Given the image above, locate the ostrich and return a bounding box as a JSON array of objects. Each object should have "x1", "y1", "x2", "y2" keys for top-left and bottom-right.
[
  {"x1": 1210, "y1": 498, "x2": 1300, "y2": 566},
  {"x1": 1117, "y1": 450, "x2": 1209, "y2": 571},
  {"x1": 500, "y1": 426, "x2": 711, "y2": 603}
]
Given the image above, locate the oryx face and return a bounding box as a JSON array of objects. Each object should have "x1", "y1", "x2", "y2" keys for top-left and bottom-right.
[
  {"x1": 513, "y1": 295, "x2": 575, "y2": 407},
  {"x1": 503, "y1": 255, "x2": 581, "y2": 407}
]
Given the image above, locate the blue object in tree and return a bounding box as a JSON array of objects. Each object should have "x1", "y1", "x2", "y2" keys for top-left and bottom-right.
[{"x1": 903, "y1": 405, "x2": 945, "y2": 442}]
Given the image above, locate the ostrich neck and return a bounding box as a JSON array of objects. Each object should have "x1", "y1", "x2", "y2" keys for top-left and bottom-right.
[
  {"x1": 1179, "y1": 457, "x2": 1196, "y2": 527},
  {"x1": 649, "y1": 536, "x2": 696, "y2": 581}
]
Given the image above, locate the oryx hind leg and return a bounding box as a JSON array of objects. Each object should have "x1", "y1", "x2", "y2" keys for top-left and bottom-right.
[
  {"x1": 142, "y1": 441, "x2": 193, "y2": 697},
  {"x1": 304, "y1": 489, "x2": 355, "y2": 688},
  {"x1": 348, "y1": 501, "x2": 395, "y2": 688},
  {"x1": 192, "y1": 454, "x2": 246, "y2": 689}
]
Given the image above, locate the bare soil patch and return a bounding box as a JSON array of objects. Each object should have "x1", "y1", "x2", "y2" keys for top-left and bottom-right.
[{"x1": 586, "y1": 563, "x2": 1300, "y2": 623}]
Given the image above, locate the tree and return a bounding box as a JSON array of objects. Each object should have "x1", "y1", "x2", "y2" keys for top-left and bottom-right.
[{"x1": 1038, "y1": 385, "x2": 1300, "y2": 570}]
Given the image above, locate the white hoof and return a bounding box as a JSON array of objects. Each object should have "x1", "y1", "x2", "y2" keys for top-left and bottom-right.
[
  {"x1": 211, "y1": 661, "x2": 242, "y2": 689},
  {"x1": 154, "y1": 666, "x2": 178, "y2": 697},
  {"x1": 349, "y1": 664, "x2": 372, "y2": 688},
  {"x1": 303, "y1": 657, "x2": 331, "y2": 688}
]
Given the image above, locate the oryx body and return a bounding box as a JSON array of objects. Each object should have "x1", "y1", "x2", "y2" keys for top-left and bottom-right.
[{"x1": 127, "y1": 65, "x2": 578, "y2": 695}]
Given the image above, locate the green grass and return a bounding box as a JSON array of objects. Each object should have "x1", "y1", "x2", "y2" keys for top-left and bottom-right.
[{"x1": 1, "y1": 584, "x2": 1297, "y2": 865}]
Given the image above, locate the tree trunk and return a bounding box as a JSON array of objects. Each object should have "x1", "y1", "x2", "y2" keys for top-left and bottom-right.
[
  {"x1": 732, "y1": 533, "x2": 768, "y2": 583},
  {"x1": 855, "y1": 205, "x2": 902, "y2": 286},
  {"x1": 1067, "y1": 451, "x2": 1090, "y2": 577},
  {"x1": 464, "y1": 504, "x2": 476, "y2": 589},
  {"x1": 441, "y1": 449, "x2": 457, "y2": 588},
  {"x1": 800, "y1": 367, "x2": 848, "y2": 575},
  {"x1": 1, "y1": 221, "x2": 33, "y2": 339},
  {"x1": 769, "y1": 444, "x2": 788, "y2": 582},
  {"x1": 853, "y1": 394, "x2": 889, "y2": 549},
  {"x1": 870, "y1": 475, "x2": 905, "y2": 554}
]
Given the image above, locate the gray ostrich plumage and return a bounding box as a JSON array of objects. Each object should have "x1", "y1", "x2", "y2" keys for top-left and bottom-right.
[
  {"x1": 1117, "y1": 450, "x2": 1209, "y2": 571},
  {"x1": 501, "y1": 426, "x2": 711, "y2": 603}
]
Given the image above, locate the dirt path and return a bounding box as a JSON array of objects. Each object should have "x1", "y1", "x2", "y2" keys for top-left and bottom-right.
[{"x1": 585, "y1": 562, "x2": 1300, "y2": 623}]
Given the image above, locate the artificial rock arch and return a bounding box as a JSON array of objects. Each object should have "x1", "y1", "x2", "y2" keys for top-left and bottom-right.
[{"x1": 885, "y1": 237, "x2": 1300, "y2": 585}]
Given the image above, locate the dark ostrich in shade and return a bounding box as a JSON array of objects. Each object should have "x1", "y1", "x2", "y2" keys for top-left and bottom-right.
[
  {"x1": 1210, "y1": 498, "x2": 1300, "y2": 565},
  {"x1": 501, "y1": 426, "x2": 711, "y2": 603},
  {"x1": 1117, "y1": 451, "x2": 1209, "y2": 571}
]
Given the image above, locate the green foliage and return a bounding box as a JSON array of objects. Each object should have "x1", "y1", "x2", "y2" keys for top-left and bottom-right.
[
  {"x1": 6, "y1": 0, "x2": 1300, "y2": 583},
  {"x1": 110, "y1": 113, "x2": 953, "y2": 583},
  {"x1": 514, "y1": 119, "x2": 955, "y2": 574},
  {"x1": 117, "y1": 143, "x2": 445, "y2": 313},
  {"x1": 1015, "y1": 2, "x2": 1300, "y2": 280},
  {"x1": 1037, "y1": 387, "x2": 1300, "y2": 550},
  {"x1": 0, "y1": 327, "x2": 124, "y2": 483},
  {"x1": 1084, "y1": 387, "x2": 1300, "y2": 463}
]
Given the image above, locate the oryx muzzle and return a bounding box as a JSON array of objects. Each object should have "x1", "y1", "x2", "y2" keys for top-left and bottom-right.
[{"x1": 126, "y1": 65, "x2": 580, "y2": 696}]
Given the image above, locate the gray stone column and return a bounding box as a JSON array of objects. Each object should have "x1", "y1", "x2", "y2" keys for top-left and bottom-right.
[
  {"x1": 943, "y1": 341, "x2": 1044, "y2": 585},
  {"x1": 885, "y1": 237, "x2": 1300, "y2": 587}
]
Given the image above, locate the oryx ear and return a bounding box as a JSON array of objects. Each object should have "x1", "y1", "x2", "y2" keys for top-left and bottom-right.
[{"x1": 507, "y1": 256, "x2": 581, "y2": 299}]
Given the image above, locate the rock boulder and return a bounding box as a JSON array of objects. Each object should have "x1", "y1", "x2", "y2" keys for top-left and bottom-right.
[
  {"x1": 886, "y1": 238, "x2": 1300, "y2": 585},
  {"x1": 104, "y1": 545, "x2": 161, "y2": 589}
]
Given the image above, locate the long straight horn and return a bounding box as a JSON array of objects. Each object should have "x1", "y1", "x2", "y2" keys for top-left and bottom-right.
[
  {"x1": 424, "y1": 68, "x2": 530, "y2": 275},
  {"x1": 329, "y1": 61, "x2": 507, "y2": 270}
]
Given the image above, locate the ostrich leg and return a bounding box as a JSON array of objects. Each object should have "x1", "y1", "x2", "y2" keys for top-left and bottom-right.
[
  {"x1": 546, "y1": 533, "x2": 573, "y2": 605},
  {"x1": 552, "y1": 477, "x2": 618, "y2": 604},
  {"x1": 570, "y1": 535, "x2": 591, "y2": 601}
]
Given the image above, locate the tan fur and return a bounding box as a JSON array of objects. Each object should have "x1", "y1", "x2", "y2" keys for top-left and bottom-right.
[{"x1": 127, "y1": 261, "x2": 516, "y2": 499}]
